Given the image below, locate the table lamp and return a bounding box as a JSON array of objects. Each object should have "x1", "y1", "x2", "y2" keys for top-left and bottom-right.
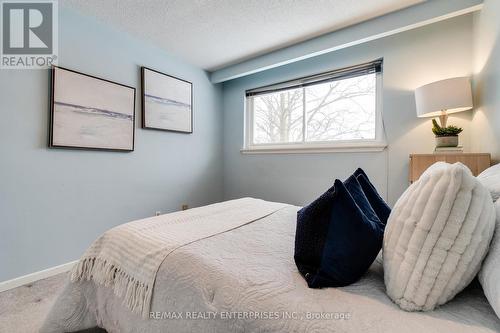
[{"x1": 415, "y1": 77, "x2": 473, "y2": 147}]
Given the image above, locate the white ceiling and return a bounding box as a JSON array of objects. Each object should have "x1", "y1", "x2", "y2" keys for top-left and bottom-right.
[{"x1": 60, "y1": 0, "x2": 424, "y2": 71}]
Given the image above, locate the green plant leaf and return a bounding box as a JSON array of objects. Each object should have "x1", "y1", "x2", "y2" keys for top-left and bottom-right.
[{"x1": 431, "y1": 119, "x2": 463, "y2": 136}]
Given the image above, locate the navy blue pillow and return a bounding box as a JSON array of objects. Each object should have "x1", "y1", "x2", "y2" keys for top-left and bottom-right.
[
  {"x1": 294, "y1": 177, "x2": 385, "y2": 288},
  {"x1": 294, "y1": 184, "x2": 336, "y2": 278},
  {"x1": 344, "y1": 175, "x2": 380, "y2": 224},
  {"x1": 353, "y1": 168, "x2": 391, "y2": 224}
]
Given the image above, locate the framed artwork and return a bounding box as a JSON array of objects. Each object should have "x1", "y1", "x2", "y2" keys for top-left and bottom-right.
[
  {"x1": 50, "y1": 66, "x2": 135, "y2": 151},
  {"x1": 141, "y1": 67, "x2": 193, "y2": 133}
]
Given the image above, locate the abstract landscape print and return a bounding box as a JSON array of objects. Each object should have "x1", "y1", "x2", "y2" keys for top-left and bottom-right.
[
  {"x1": 50, "y1": 66, "x2": 135, "y2": 151},
  {"x1": 141, "y1": 67, "x2": 193, "y2": 133}
]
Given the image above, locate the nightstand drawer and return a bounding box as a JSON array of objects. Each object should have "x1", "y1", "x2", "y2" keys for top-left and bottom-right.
[{"x1": 409, "y1": 153, "x2": 491, "y2": 183}]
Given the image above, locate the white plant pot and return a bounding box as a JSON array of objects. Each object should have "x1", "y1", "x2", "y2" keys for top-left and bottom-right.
[{"x1": 435, "y1": 135, "x2": 459, "y2": 147}]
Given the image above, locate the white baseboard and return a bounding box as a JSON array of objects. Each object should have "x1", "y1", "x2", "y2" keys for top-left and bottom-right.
[{"x1": 0, "y1": 260, "x2": 77, "y2": 293}]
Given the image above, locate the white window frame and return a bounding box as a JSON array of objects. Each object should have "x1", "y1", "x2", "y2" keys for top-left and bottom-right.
[{"x1": 242, "y1": 67, "x2": 387, "y2": 154}]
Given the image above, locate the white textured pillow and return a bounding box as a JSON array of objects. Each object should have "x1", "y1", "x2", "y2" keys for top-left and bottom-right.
[
  {"x1": 478, "y1": 163, "x2": 500, "y2": 202},
  {"x1": 479, "y1": 200, "x2": 500, "y2": 318},
  {"x1": 384, "y1": 162, "x2": 495, "y2": 311}
]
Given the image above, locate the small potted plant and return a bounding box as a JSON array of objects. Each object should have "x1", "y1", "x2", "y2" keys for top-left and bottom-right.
[{"x1": 432, "y1": 119, "x2": 463, "y2": 147}]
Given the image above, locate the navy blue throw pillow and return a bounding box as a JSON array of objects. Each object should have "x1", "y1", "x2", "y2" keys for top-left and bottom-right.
[
  {"x1": 294, "y1": 184, "x2": 336, "y2": 278},
  {"x1": 343, "y1": 175, "x2": 380, "y2": 224},
  {"x1": 294, "y1": 178, "x2": 385, "y2": 288},
  {"x1": 353, "y1": 168, "x2": 391, "y2": 224}
]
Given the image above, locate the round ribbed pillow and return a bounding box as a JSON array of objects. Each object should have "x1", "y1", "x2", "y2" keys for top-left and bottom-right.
[
  {"x1": 477, "y1": 163, "x2": 500, "y2": 202},
  {"x1": 383, "y1": 162, "x2": 495, "y2": 311}
]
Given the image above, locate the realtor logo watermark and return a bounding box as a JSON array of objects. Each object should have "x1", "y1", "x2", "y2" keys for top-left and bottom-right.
[{"x1": 1, "y1": 0, "x2": 58, "y2": 69}]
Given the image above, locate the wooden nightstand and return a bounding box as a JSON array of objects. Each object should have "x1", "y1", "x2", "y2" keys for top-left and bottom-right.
[{"x1": 409, "y1": 153, "x2": 491, "y2": 183}]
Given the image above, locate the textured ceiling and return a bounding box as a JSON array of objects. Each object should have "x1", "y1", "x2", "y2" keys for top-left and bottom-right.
[{"x1": 60, "y1": 0, "x2": 424, "y2": 71}]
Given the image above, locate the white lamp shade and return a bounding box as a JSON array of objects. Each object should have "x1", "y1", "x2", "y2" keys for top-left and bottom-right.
[{"x1": 415, "y1": 77, "x2": 473, "y2": 118}]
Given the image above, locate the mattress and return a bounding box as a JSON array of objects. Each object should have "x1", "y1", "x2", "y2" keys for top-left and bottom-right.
[{"x1": 42, "y1": 204, "x2": 500, "y2": 333}]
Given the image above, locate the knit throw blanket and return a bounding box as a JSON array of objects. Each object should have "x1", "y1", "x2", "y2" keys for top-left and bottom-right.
[{"x1": 71, "y1": 198, "x2": 288, "y2": 318}]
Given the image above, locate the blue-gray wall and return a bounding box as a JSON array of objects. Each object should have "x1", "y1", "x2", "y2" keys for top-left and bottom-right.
[
  {"x1": 471, "y1": 0, "x2": 500, "y2": 160},
  {"x1": 0, "y1": 8, "x2": 223, "y2": 281},
  {"x1": 222, "y1": 15, "x2": 474, "y2": 207},
  {"x1": 0, "y1": 9, "x2": 482, "y2": 282}
]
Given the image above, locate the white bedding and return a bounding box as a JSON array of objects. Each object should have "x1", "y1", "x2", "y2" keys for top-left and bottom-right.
[
  {"x1": 42, "y1": 202, "x2": 500, "y2": 333},
  {"x1": 71, "y1": 198, "x2": 287, "y2": 317}
]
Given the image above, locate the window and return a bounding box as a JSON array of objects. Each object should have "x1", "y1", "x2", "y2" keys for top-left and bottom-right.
[{"x1": 244, "y1": 59, "x2": 386, "y2": 153}]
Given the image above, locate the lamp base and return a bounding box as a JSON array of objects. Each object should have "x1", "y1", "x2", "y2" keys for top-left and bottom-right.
[{"x1": 439, "y1": 111, "x2": 448, "y2": 127}]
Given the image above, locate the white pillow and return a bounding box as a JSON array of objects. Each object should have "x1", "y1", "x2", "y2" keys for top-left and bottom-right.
[
  {"x1": 383, "y1": 162, "x2": 495, "y2": 311},
  {"x1": 479, "y1": 200, "x2": 500, "y2": 318},
  {"x1": 478, "y1": 163, "x2": 500, "y2": 202}
]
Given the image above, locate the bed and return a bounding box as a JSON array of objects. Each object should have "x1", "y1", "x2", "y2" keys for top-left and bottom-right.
[{"x1": 42, "y1": 199, "x2": 500, "y2": 333}]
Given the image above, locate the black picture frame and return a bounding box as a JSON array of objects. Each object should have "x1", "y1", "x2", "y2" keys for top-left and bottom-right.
[
  {"x1": 141, "y1": 66, "x2": 193, "y2": 134},
  {"x1": 49, "y1": 66, "x2": 136, "y2": 152}
]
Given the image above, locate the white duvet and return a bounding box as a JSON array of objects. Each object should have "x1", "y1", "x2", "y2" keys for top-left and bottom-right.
[
  {"x1": 42, "y1": 200, "x2": 500, "y2": 333},
  {"x1": 70, "y1": 198, "x2": 287, "y2": 317}
]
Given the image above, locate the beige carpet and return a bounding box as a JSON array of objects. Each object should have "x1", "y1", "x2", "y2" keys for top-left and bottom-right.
[{"x1": 0, "y1": 272, "x2": 105, "y2": 333}]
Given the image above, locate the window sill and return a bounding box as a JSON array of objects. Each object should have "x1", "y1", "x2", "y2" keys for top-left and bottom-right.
[{"x1": 240, "y1": 143, "x2": 387, "y2": 154}]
